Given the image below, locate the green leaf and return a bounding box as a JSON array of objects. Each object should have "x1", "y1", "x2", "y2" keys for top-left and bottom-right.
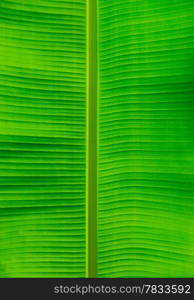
[
  {"x1": 0, "y1": 0, "x2": 194, "y2": 278},
  {"x1": 97, "y1": 0, "x2": 194, "y2": 277},
  {"x1": 0, "y1": 0, "x2": 86, "y2": 277}
]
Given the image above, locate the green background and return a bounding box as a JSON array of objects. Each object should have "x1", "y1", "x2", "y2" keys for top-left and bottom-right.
[{"x1": 0, "y1": 0, "x2": 194, "y2": 277}]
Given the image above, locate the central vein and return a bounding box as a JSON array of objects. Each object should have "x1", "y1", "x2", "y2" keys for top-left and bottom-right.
[{"x1": 86, "y1": 0, "x2": 98, "y2": 277}]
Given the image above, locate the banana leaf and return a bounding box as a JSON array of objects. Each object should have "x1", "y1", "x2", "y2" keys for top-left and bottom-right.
[{"x1": 0, "y1": 0, "x2": 194, "y2": 278}]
